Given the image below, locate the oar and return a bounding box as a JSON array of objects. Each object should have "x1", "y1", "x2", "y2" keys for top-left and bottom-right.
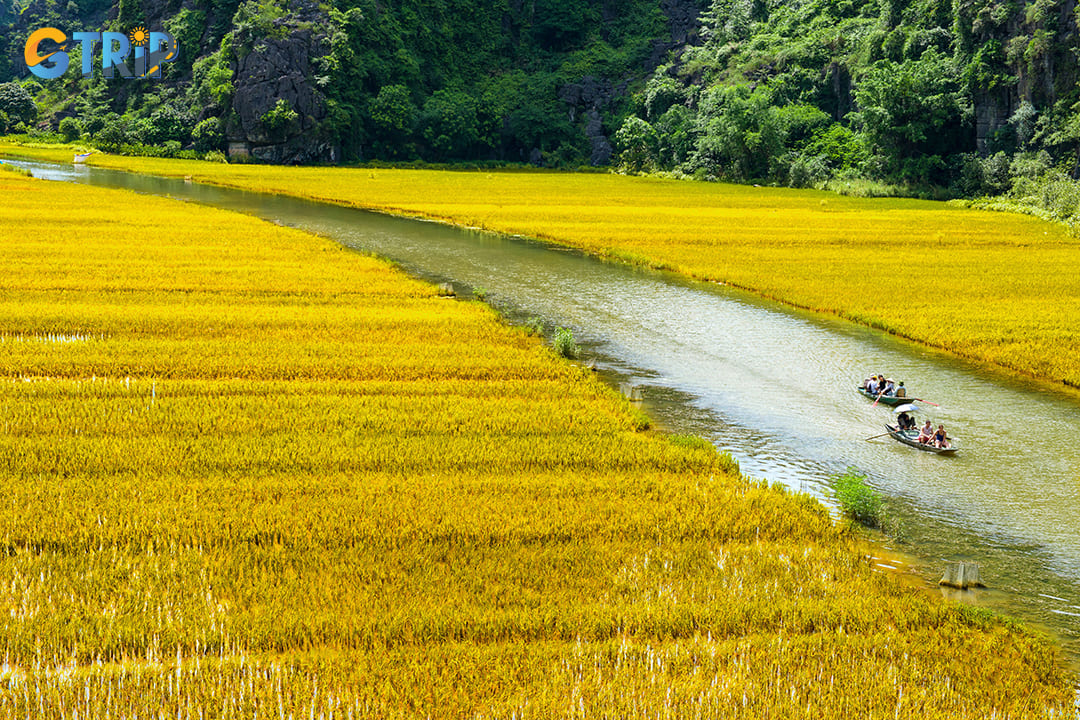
[
  {"x1": 871, "y1": 390, "x2": 886, "y2": 407},
  {"x1": 911, "y1": 397, "x2": 940, "y2": 407},
  {"x1": 864, "y1": 431, "x2": 891, "y2": 441}
]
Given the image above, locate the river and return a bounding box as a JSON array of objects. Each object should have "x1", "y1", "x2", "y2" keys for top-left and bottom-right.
[{"x1": 10, "y1": 158, "x2": 1080, "y2": 669}]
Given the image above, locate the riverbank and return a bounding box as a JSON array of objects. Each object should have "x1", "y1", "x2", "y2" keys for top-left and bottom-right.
[
  {"x1": 4, "y1": 142, "x2": 1076, "y2": 398},
  {"x1": 1, "y1": 163, "x2": 1076, "y2": 716}
]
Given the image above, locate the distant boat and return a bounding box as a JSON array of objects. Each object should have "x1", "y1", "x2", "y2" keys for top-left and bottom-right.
[
  {"x1": 856, "y1": 387, "x2": 914, "y2": 407},
  {"x1": 884, "y1": 424, "x2": 958, "y2": 455},
  {"x1": 73, "y1": 152, "x2": 94, "y2": 163}
]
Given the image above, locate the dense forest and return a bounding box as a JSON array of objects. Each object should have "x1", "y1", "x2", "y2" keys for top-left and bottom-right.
[
  {"x1": 1, "y1": 0, "x2": 697, "y2": 164},
  {"x1": 2, "y1": 0, "x2": 1080, "y2": 200}
]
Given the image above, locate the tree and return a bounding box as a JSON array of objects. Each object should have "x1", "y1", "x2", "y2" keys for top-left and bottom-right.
[
  {"x1": 852, "y1": 48, "x2": 972, "y2": 183},
  {"x1": 146, "y1": 105, "x2": 193, "y2": 145},
  {"x1": 0, "y1": 83, "x2": 37, "y2": 129},
  {"x1": 191, "y1": 117, "x2": 224, "y2": 153},
  {"x1": 654, "y1": 105, "x2": 697, "y2": 167},
  {"x1": 75, "y1": 79, "x2": 111, "y2": 135},
  {"x1": 368, "y1": 84, "x2": 416, "y2": 157},
  {"x1": 689, "y1": 84, "x2": 783, "y2": 180},
  {"x1": 613, "y1": 116, "x2": 658, "y2": 172},
  {"x1": 420, "y1": 89, "x2": 479, "y2": 160},
  {"x1": 531, "y1": 0, "x2": 597, "y2": 50},
  {"x1": 644, "y1": 75, "x2": 685, "y2": 121},
  {"x1": 58, "y1": 117, "x2": 83, "y2": 142},
  {"x1": 94, "y1": 114, "x2": 130, "y2": 151},
  {"x1": 191, "y1": 50, "x2": 234, "y2": 111}
]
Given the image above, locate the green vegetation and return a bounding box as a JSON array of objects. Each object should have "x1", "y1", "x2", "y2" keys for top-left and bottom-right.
[
  {"x1": 2, "y1": 0, "x2": 671, "y2": 165},
  {"x1": 832, "y1": 468, "x2": 886, "y2": 528},
  {"x1": 612, "y1": 0, "x2": 1080, "y2": 197},
  {"x1": 5, "y1": 0, "x2": 1080, "y2": 201},
  {"x1": 554, "y1": 326, "x2": 580, "y2": 358}
]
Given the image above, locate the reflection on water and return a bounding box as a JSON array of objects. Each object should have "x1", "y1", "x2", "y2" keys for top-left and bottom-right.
[{"x1": 12, "y1": 159, "x2": 1080, "y2": 666}]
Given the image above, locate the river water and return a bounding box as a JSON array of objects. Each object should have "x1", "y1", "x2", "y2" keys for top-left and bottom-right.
[{"x1": 11, "y1": 159, "x2": 1080, "y2": 668}]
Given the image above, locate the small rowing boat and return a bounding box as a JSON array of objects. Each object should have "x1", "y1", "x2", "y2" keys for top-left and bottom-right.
[
  {"x1": 73, "y1": 152, "x2": 93, "y2": 163},
  {"x1": 884, "y1": 424, "x2": 958, "y2": 455},
  {"x1": 857, "y1": 387, "x2": 914, "y2": 407}
]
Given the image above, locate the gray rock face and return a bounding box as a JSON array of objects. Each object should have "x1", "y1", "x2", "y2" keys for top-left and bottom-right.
[
  {"x1": 974, "y1": 94, "x2": 1009, "y2": 156},
  {"x1": 649, "y1": 0, "x2": 705, "y2": 68},
  {"x1": 227, "y1": 7, "x2": 334, "y2": 164},
  {"x1": 554, "y1": 0, "x2": 703, "y2": 167},
  {"x1": 558, "y1": 75, "x2": 626, "y2": 166}
]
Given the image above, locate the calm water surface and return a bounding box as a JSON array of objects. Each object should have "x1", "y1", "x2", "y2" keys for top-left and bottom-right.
[{"x1": 12, "y1": 159, "x2": 1080, "y2": 668}]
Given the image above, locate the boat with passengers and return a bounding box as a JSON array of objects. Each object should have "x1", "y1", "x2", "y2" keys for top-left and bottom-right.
[
  {"x1": 884, "y1": 423, "x2": 958, "y2": 455},
  {"x1": 857, "y1": 387, "x2": 914, "y2": 407}
]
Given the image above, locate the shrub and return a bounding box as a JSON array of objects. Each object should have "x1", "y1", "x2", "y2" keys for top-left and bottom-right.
[
  {"x1": 553, "y1": 327, "x2": 579, "y2": 358},
  {"x1": 58, "y1": 117, "x2": 82, "y2": 142},
  {"x1": 0, "y1": 82, "x2": 37, "y2": 128},
  {"x1": 94, "y1": 116, "x2": 129, "y2": 152},
  {"x1": 146, "y1": 106, "x2": 194, "y2": 145},
  {"x1": 260, "y1": 98, "x2": 298, "y2": 140},
  {"x1": 523, "y1": 317, "x2": 544, "y2": 336},
  {"x1": 191, "y1": 117, "x2": 224, "y2": 153},
  {"x1": 831, "y1": 468, "x2": 884, "y2": 528}
]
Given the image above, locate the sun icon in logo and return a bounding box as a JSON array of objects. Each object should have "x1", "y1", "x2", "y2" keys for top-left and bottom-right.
[{"x1": 128, "y1": 26, "x2": 149, "y2": 47}]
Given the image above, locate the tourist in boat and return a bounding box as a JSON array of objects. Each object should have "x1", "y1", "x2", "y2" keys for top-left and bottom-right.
[
  {"x1": 896, "y1": 411, "x2": 915, "y2": 431},
  {"x1": 883, "y1": 378, "x2": 896, "y2": 396},
  {"x1": 933, "y1": 424, "x2": 950, "y2": 449},
  {"x1": 895, "y1": 381, "x2": 907, "y2": 398},
  {"x1": 917, "y1": 420, "x2": 933, "y2": 444}
]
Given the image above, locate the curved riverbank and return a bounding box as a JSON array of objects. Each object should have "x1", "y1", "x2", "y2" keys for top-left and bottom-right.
[
  {"x1": 4, "y1": 142, "x2": 1076, "y2": 399},
  {"x1": 2, "y1": 162, "x2": 1076, "y2": 716}
]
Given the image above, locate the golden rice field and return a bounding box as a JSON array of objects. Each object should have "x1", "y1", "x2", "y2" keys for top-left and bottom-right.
[
  {"x1": 0, "y1": 163, "x2": 1075, "y2": 717},
  {"x1": 7, "y1": 142, "x2": 1074, "y2": 393}
]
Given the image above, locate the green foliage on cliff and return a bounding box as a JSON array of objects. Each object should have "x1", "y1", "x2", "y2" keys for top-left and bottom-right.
[
  {"x1": 2, "y1": 0, "x2": 677, "y2": 164},
  {"x1": 614, "y1": 0, "x2": 1080, "y2": 197},
  {"x1": 5, "y1": 0, "x2": 1080, "y2": 190}
]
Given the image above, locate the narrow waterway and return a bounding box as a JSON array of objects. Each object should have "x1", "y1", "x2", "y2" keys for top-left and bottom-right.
[{"x1": 11, "y1": 159, "x2": 1080, "y2": 668}]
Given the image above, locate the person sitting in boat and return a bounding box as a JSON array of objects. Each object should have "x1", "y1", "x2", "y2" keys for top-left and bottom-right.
[
  {"x1": 866, "y1": 375, "x2": 881, "y2": 394},
  {"x1": 896, "y1": 411, "x2": 915, "y2": 431},
  {"x1": 917, "y1": 420, "x2": 933, "y2": 444},
  {"x1": 883, "y1": 378, "x2": 896, "y2": 396},
  {"x1": 895, "y1": 381, "x2": 907, "y2": 398},
  {"x1": 933, "y1": 425, "x2": 950, "y2": 449}
]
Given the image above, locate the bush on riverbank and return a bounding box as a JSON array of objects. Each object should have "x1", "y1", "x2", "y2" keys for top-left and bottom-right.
[{"x1": 832, "y1": 468, "x2": 886, "y2": 528}]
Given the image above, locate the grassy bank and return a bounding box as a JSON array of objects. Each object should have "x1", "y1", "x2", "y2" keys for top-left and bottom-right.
[
  {"x1": 0, "y1": 165, "x2": 1074, "y2": 716},
  {"x1": 6, "y1": 143, "x2": 1076, "y2": 394}
]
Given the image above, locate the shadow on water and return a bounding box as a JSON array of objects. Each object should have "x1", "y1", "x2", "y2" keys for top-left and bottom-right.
[{"x1": 11, "y1": 159, "x2": 1080, "y2": 670}]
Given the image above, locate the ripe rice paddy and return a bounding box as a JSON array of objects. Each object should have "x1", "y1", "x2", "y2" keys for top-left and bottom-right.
[
  {"x1": 9, "y1": 144, "x2": 1074, "y2": 394},
  {"x1": 0, "y1": 161, "x2": 1076, "y2": 716}
]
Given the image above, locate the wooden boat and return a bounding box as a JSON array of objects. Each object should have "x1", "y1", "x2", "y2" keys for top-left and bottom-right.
[
  {"x1": 884, "y1": 424, "x2": 958, "y2": 455},
  {"x1": 73, "y1": 152, "x2": 93, "y2": 164},
  {"x1": 857, "y1": 387, "x2": 914, "y2": 407}
]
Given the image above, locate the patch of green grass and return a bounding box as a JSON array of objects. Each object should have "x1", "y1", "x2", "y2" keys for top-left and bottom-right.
[
  {"x1": 553, "y1": 327, "x2": 579, "y2": 358},
  {"x1": 831, "y1": 468, "x2": 885, "y2": 528}
]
